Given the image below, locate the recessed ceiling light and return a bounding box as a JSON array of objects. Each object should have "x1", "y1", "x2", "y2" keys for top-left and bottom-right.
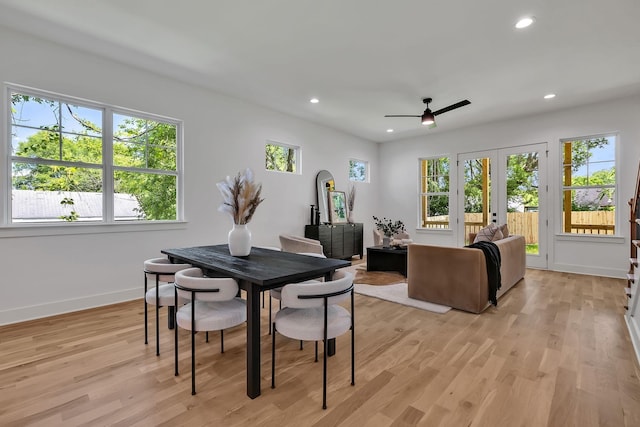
[
  {"x1": 309, "y1": 98, "x2": 319, "y2": 104},
  {"x1": 386, "y1": 129, "x2": 394, "y2": 133},
  {"x1": 515, "y1": 16, "x2": 535, "y2": 29},
  {"x1": 544, "y1": 93, "x2": 556, "y2": 99}
]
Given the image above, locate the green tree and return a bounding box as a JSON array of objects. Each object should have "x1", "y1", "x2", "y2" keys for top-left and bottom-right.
[
  {"x1": 113, "y1": 118, "x2": 177, "y2": 220},
  {"x1": 11, "y1": 94, "x2": 177, "y2": 220},
  {"x1": 349, "y1": 160, "x2": 366, "y2": 181},
  {"x1": 425, "y1": 157, "x2": 449, "y2": 216},
  {"x1": 266, "y1": 144, "x2": 295, "y2": 172},
  {"x1": 13, "y1": 130, "x2": 102, "y2": 191}
]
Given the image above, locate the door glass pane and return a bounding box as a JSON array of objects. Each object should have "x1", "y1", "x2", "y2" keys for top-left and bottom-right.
[
  {"x1": 506, "y1": 152, "x2": 539, "y2": 254},
  {"x1": 463, "y1": 157, "x2": 491, "y2": 244}
]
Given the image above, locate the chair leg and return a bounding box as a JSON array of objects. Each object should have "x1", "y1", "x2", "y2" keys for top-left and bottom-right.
[
  {"x1": 315, "y1": 341, "x2": 318, "y2": 362},
  {"x1": 191, "y1": 294, "x2": 196, "y2": 395},
  {"x1": 155, "y1": 275, "x2": 160, "y2": 356},
  {"x1": 323, "y1": 338, "x2": 328, "y2": 410},
  {"x1": 174, "y1": 297, "x2": 179, "y2": 376},
  {"x1": 300, "y1": 340, "x2": 304, "y2": 350},
  {"x1": 144, "y1": 273, "x2": 148, "y2": 345},
  {"x1": 220, "y1": 330, "x2": 224, "y2": 353},
  {"x1": 351, "y1": 290, "x2": 355, "y2": 386},
  {"x1": 191, "y1": 329, "x2": 196, "y2": 395},
  {"x1": 271, "y1": 323, "x2": 276, "y2": 389},
  {"x1": 206, "y1": 331, "x2": 209, "y2": 343},
  {"x1": 268, "y1": 295, "x2": 272, "y2": 335}
]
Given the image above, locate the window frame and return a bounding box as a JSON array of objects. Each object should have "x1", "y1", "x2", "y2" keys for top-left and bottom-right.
[
  {"x1": 265, "y1": 139, "x2": 300, "y2": 174},
  {"x1": 418, "y1": 156, "x2": 451, "y2": 230},
  {"x1": 559, "y1": 132, "x2": 617, "y2": 236},
  {"x1": 348, "y1": 158, "x2": 369, "y2": 183},
  {"x1": 3, "y1": 83, "x2": 184, "y2": 229}
]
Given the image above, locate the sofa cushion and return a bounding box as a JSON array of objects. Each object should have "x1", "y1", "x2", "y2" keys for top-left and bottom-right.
[
  {"x1": 498, "y1": 223, "x2": 509, "y2": 237},
  {"x1": 474, "y1": 223, "x2": 503, "y2": 242}
]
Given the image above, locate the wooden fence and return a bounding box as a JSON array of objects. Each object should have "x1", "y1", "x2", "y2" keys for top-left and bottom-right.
[{"x1": 423, "y1": 211, "x2": 615, "y2": 244}]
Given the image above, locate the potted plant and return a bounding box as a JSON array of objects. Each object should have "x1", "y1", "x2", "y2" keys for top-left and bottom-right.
[
  {"x1": 217, "y1": 168, "x2": 264, "y2": 256},
  {"x1": 372, "y1": 216, "x2": 406, "y2": 247}
]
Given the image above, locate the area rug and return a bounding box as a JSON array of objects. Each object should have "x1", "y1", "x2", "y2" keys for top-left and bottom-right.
[
  {"x1": 340, "y1": 264, "x2": 407, "y2": 286},
  {"x1": 354, "y1": 282, "x2": 451, "y2": 314}
]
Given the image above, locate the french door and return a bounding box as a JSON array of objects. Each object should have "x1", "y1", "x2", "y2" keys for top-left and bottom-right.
[{"x1": 457, "y1": 143, "x2": 548, "y2": 269}]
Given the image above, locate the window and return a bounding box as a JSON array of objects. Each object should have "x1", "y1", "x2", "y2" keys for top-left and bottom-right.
[
  {"x1": 419, "y1": 157, "x2": 450, "y2": 229},
  {"x1": 561, "y1": 134, "x2": 616, "y2": 235},
  {"x1": 7, "y1": 85, "x2": 181, "y2": 224},
  {"x1": 265, "y1": 140, "x2": 299, "y2": 173},
  {"x1": 349, "y1": 159, "x2": 368, "y2": 182}
]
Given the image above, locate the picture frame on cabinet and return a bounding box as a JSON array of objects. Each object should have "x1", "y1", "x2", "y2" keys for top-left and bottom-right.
[{"x1": 328, "y1": 191, "x2": 348, "y2": 224}]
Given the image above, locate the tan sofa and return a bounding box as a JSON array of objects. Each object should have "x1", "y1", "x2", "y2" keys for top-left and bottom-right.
[{"x1": 407, "y1": 235, "x2": 526, "y2": 313}]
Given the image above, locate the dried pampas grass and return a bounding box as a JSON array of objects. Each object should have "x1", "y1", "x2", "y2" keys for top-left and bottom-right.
[{"x1": 217, "y1": 168, "x2": 264, "y2": 224}]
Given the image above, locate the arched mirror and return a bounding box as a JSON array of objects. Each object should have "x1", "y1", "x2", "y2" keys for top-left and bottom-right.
[{"x1": 316, "y1": 170, "x2": 335, "y2": 224}]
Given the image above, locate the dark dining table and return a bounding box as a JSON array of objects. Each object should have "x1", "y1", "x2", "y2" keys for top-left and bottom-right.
[{"x1": 161, "y1": 244, "x2": 351, "y2": 399}]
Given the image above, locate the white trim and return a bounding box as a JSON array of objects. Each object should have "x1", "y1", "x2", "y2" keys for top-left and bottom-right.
[
  {"x1": 558, "y1": 133, "x2": 618, "y2": 237},
  {"x1": 3, "y1": 83, "x2": 184, "y2": 226},
  {"x1": 0, "y1": 220, "x2": 187, "y2": 238},
  {"x1": 418, "y1": 155, "x2": 452, "y2": 231},
  {"x1": 551, "y1": 261, "x2": 627, "y2": 279},
  {"x1": 1, "y1": 85, "x2": 9, "y2": 224},
  {"x1": 348, "y1": 158, "x2": 369, "y2": 183},
  {"x1": 554, "y1": 233, "x2": 624, "y2": 244},
  {"x1": 265, "y1": 139, "x2": 301, "y2": 174},
  {"x1": 624, "y1": 316, "x2": 640, "y2": 368},
  {"x1": 0, "y1": 287, "x2": 140, "y2": 326}
]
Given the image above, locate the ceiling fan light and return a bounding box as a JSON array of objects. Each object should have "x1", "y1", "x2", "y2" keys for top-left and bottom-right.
[{"x1": 421, "y1": 110, "x2": 435, "y2": 125}]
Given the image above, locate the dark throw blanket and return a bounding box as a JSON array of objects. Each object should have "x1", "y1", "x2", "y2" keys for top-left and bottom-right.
[{"x1": 465, "y1": 241, "x2": 502, "y2": 306}]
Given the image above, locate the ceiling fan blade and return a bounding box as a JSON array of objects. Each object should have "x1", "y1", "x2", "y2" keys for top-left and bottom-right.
[
  {"x1": 384, "y1": 114, "x2": 422, "y2": 117},
  {"x1": 432, "y1": 100, "x2": 471, "y2": 116}
]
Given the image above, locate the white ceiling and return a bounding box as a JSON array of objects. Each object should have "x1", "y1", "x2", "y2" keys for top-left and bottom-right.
[{"x1": 1, "y1": 0, "x2": 639, "y2": 142}]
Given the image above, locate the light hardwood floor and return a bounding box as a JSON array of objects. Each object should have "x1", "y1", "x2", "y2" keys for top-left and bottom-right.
[{"x1": 1, "y1": 268, "x2": 640, "y2": 426}]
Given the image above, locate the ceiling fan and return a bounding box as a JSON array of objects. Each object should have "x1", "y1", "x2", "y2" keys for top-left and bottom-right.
[{"x1": 385, "y1": 97, "x2": 471, "y2": 128}]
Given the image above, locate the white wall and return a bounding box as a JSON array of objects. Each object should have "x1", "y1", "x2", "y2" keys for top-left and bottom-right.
[
  {"x1": 379, "y1": 94, "x2": 640, "y2": 278},
  {"x1": 2, "y1": 23, "x2": 637, "y2": 325},
  {"x1": 0, "y1": 25, "x2": 379, "y2": 324}
]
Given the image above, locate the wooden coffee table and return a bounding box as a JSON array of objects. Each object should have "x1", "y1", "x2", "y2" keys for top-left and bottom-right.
[{"x1": 366, "y1": 246, "x2": 408, "y2": 276}]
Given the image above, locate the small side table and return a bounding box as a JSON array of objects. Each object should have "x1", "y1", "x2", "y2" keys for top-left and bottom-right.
[{"x1": 366, "y1": 246, "x2": 408, "y2": 276}]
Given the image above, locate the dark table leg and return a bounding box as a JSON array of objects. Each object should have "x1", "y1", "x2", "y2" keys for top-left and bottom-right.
[
  {"x1": 244, "y1": 280, "x2": 261, "y2": 399},
  {"x1": 324, "y1": 271, "x2": 337, "y2": 357},
  {"x1": 168, "y1": 306, "x2": 175, "y2": 329}
]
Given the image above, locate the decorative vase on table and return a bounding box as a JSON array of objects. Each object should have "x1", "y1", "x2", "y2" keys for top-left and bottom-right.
[
  {"x1": 382, "y1": 235, "x2": 392, "y2": 248},
  {"x1": 228, "y1": 223, "x2": 252, "y2": 256},
  {"x1": 217, "y1": 168, "x2": 264, "y2": 257}
]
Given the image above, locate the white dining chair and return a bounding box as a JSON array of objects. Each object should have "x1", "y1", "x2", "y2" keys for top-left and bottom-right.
[
  {"x1": 174, "y1": 267, "x2": 247, "y2": 395},
  {"x1": 268, "y1": 251, "x2": 327, "y2": 335},
  {"x1": 144, "y1": 257, "x2": 191, "y2": 356},
  {"x1": 271, "y1": 270, "x2": 355, "y2": 409}
]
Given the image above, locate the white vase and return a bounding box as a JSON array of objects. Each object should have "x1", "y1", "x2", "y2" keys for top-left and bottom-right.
[
  {"x1": 382, "y1": 236, "x2": 391, "y2": 247},
  {"x1": 228, "y1": 223, "x2": 252, "y2": 256}
]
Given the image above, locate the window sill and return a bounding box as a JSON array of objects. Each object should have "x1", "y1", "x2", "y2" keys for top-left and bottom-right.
[
  {"x1": 416, "y1": 227, "x2": 453, "y2": 234},
  {"x1": 555, "y1": 233, "x2": 624, "y2": 244},
  {"x1": 0, "y1": 221, "x2": 188, "y2": 238}
]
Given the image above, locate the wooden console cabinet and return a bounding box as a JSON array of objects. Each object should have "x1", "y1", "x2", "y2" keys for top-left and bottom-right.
[{"x1": 305, "y1": 223, "x2": 363, "y2": 259}]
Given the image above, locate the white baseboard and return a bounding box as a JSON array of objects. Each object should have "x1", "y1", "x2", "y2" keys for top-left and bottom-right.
[
  {"x1": 0, "y1": 288, "x2": 140, "y2": 326},
  {"x1": 625, "y1": 315, "x2": 640, "y2": 367},
  {"x1": 550, "y1": 262, "x2": 627, "y2": 279}
]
